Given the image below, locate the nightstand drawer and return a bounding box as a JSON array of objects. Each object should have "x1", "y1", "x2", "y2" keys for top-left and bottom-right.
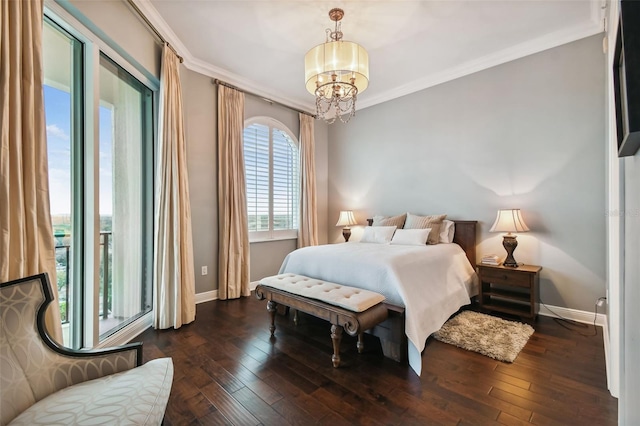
[{"x1": 480, "y1": 268, "x2": 531, "y2": 287}]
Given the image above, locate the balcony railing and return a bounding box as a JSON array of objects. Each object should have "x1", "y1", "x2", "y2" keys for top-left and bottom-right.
[{"x1": 54, "y1": 232, "x2": 112, "y2": 324}]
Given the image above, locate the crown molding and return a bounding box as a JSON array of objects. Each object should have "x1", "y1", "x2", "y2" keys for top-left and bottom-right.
[
  {"x1": 131, "y1": 0, "x2": 315, "y2": 114},
  {"x1": 358, "y1": 20, "x2": 603, "y2": 110},
  {"x1": 184, "y1": 56, "x2": 315, "y2": 114},
  {"x1": 131, "y1": 0, "x2": 192, "y2": 63}
]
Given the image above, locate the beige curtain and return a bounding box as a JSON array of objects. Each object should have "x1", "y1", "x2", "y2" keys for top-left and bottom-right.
[
  {"x1": 298, "y1": 113, "x2": 318, "y2": 247},
  {"x1": 217, "y1": 85, "x2": 250, "y2": 300},
  {"x1": 153, "y1": 44, "x2": 196, "y2": 329},
  {"x1": 0, "y1": 0, "x2": 62, "y2": 342}
]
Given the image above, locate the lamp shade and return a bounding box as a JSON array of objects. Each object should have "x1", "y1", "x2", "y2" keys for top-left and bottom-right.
[
  {"x1": 489, "y1": 209, "x2": 530, "y2": 233},
  {"x1": 336, "y1": 210, "x2": 357, "y2": 227},
  {"x1": 304, "y1": 41, "x2": 369, "y2": 97}
]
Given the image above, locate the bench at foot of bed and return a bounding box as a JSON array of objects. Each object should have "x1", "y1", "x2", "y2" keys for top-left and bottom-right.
[{"x1": 255, "y1": 274, "x2": 388, "y2": 368}]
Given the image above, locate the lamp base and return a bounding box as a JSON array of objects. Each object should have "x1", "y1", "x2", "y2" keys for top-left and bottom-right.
[
  {"x1": 502, "y1": 235, "x2": 520, "y2": 267},
  {"x1": 342, "y1": 227, "x2": 351, "y2": 242}
]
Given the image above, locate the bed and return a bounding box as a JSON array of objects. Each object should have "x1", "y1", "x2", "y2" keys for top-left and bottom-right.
[{"x1": 278, "y1": 220, "x2": 478, "y2": 376}]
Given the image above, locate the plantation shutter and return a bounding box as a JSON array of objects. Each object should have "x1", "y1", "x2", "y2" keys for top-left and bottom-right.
[
  {"x1": 272, "y1": 129, "x2": 299, "y2": 230},
  {"x1": 243, "y1": 119, "x2": 299, "y2": 239},
  {"x1": 243, "y1": 123, "x2": 270, "y2": 232}
]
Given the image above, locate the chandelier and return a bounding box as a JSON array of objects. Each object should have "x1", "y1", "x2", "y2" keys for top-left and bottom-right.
[{"x1": 304, "y1": 8, "x2": 369, "y2": 124}]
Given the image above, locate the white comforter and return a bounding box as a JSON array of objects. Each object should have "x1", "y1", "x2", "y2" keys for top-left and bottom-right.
[{"x1": 279, "y1": 242, "x2": 478, "y2": 375}]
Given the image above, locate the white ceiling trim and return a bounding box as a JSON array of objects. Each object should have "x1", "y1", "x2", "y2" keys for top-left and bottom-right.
[
  {"x1": 132, "y1": 0, "x2": 192, "y2": 67},
  {"x1": 132, "y1": 0, "x2": 315, "y2": 114},
  {"x1": 185, "y1": 56, "x2": 314, "y2": 114},
  {"x1": 133, "y1": 0, "x2": 604, "y2": 114},
  {"x1": 358, "y1": 19, "x2": 603, "y2": 110}
]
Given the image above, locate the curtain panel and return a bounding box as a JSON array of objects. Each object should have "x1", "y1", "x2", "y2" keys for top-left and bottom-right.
[
  {"x1": 0, "y1": 0, "x2": 62, "y2": 342},
  {"x1": 153, "y1": 44, "x2": 196, "y2": 329},
  {"x1": 217, "y1": 86, "x2": 250, "y2": 300},
  {"x1": 298, "y1": 113, "x2": 318, "y2": 248}
]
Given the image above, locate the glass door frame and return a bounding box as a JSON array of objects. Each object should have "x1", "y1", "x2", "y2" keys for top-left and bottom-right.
[{"x1": 45, "y1": 2, "x2": 159, "y2": 349}]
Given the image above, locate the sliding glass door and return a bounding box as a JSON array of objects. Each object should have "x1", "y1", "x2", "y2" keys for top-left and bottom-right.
[
  {"x1": 98, "y1": 55, "x2": 153, "y2": 338},
  {"x1": 43, "y1": 17, "x2": 83, "y2": 348},
  {"x1": 43, "y1": 17, "x2": 154, "y2": 348}
]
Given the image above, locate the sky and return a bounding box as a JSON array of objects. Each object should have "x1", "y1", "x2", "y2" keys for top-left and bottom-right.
[{"x1": 45, "y1": 85, "x2": 113, "y2": 215}]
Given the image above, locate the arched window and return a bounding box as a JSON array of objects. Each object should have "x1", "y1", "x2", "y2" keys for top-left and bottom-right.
[{"x1": 243, "y1": 117, "x2": 299, "y2": 241}]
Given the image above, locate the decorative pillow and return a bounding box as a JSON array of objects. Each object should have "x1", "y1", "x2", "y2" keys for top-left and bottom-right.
[
  {"x1": 360, "y1": 226, "x2": 397, "y2": 244},
  {"x1": 439, "y1": 220, "x2": 455, "y2": 244},
  {"x1": 372, "y1": 213, "x2": 406, "y2": 229},
  {"x1": 404, "y1": 213, "x2": 447, "y2": 244},
  {"x1": 390, "y1": 228, "x2": 431, "y2": 246}
]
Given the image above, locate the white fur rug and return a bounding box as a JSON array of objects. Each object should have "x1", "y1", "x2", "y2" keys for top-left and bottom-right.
[{"x1": 433, "y1": 311, "x2": 534, "y2": 362}]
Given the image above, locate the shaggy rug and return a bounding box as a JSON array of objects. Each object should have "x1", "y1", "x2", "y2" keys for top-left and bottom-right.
[{"x1": 433, "y1": 311, "x2": 534, "y2": 362}]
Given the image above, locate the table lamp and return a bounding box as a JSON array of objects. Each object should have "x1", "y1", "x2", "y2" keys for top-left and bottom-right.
[
  {"x1": 336, "y1": 210, "x2": 357, "y2": 242},
  {"x1": 489, "y1": 209, "x2": 530, "y2": 267}
]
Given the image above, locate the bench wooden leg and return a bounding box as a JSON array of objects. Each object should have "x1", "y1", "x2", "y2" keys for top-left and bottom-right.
[
  {"x1": 267, "y1": 300, "x2": 278, "y2": 336},
  {"x1": 357, "y1": 333, "x2": 364, "y2": 353},
  {"x1": 331, "y1": 324, "x2": 343, "y2": 368},
  {"x1": 293, "y1": 309, "x2": 299, "y2": 325}
]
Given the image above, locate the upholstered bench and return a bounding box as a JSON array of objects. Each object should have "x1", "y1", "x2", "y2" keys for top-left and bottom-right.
[{"x1": 255, "y1": 274, "x2": 388, "y2": 367}]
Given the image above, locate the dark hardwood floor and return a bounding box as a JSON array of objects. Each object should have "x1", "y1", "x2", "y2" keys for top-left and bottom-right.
[{"x1": 138, "y1": 295, "x2": 617, "y2": 425}]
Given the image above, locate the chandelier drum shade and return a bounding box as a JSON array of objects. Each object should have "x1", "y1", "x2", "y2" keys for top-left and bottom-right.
[{"x1": 304, "y1": 8, "x2": 369, "y2": 124}]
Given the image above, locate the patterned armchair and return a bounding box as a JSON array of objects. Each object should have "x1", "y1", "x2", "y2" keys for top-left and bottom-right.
[{"x1": 0, "y1": 274, "x2": 173, "y2": 425}]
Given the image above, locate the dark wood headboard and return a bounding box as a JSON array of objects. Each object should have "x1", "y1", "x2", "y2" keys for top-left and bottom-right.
[
  {"x1": 366, "y1": 219, "x2": 477, "y2": 266},
  {"x1": 451, "y1": 221, "x2": 477, "y2": 267}
]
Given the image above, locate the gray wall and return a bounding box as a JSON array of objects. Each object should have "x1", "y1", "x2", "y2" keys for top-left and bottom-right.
[
  {"x1": 66, "y1": 0, "x2": 161, "y2": 79},
  {"x1": 328, "y1": 35, "x2": 605, "y2": 312},
  {"x1": 182, "y1": 69, "x2": 218, "y2": 294}
]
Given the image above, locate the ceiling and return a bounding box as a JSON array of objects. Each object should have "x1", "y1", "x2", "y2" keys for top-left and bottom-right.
[{"x1": 138, "y1": 0, "x2": 604, "y2": 114}]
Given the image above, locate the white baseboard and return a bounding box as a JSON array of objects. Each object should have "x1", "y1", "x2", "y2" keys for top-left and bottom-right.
[
  {"x1": 537, "y1": 303, "x2": 606, "y2": 327},
  {"x1": 195, "y1": 283, "x2": 260, "y2": 304},
  {"x1": 195, "y1": 290, "x2": 219, "y2": 304},
  {"x1": 602, "y1": 315, "x2": 614, "y2": 396}
]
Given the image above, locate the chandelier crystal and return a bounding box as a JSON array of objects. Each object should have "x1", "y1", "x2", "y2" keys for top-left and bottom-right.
[{"x1": 304, "y1": 8, "x2": 369, "y2": 124}]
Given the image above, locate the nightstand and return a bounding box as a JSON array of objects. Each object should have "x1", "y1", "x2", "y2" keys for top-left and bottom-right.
[{"x1": 477, "y1": 263, "x2": 542, "y2": 320}]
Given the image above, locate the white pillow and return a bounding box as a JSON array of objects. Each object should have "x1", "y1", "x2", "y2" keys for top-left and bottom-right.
[
  {"x1": 390, "y1": 228, "x2": 431, "y2": 246},
  {"x1": 439, "y1": 220, "x2": 455, "y2": 243},
  {"x1": 360, "y1": 226, "x2": 397, "y2": 244}
]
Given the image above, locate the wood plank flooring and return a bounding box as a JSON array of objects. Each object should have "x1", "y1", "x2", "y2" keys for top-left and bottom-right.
[{"x1": 138, "y1": 295, "x2": 617, "y2": 425}]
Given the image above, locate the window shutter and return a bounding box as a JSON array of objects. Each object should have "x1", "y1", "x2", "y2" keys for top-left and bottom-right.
[
  {"x1": 244, "y1": 123, "x2": 270, "y2": 232},
  {"x1": 272, "y1": 129, "x2": 299, "y2": 231},
  {"x1": 243, "y1": 119, "x2": 299, "y2": 239}
]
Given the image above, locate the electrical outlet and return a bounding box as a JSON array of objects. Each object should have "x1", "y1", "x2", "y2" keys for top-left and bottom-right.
[{"x1": 201, "y1": 266, "x2": 208, "y2": 276}]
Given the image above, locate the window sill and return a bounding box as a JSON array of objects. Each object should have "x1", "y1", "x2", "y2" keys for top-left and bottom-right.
[{"x1": 249, "y1": 235, "x2": 298, "y2": 244}]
